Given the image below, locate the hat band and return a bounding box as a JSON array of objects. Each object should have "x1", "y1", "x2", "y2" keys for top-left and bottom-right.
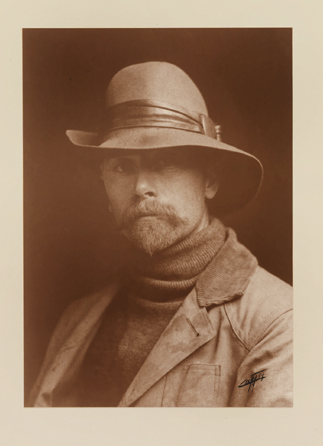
[{"x1": 101, "y1": 99, "x2": 221, "y2": 141}]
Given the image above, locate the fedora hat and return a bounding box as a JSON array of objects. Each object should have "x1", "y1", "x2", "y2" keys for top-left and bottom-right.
[{"x1": 66, "y1": 61, "x2": 263, "y2": 215}]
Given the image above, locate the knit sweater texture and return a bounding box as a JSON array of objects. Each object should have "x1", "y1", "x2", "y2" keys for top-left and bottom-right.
[{"x1": 77, "y1": 218, "x2": 226, "y2": 407}]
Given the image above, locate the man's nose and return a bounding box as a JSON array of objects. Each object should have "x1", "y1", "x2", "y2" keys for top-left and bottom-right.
[{"x1": 134, "y1": 170, "x2": 157, "y2": 199}]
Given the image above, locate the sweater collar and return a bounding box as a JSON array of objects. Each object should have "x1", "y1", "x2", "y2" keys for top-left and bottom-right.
[{"x1": 121, "y1": 218, "x2": 257, "y2": 307}]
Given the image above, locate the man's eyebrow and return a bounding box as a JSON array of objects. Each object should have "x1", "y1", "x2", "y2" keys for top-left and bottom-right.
[{"x1": 105, "y1": 155, "x2": 137, "y2": 161}]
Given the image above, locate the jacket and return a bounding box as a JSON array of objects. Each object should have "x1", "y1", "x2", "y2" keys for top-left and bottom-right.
[{"x1": 29, "y1": 230, "x2": 293, "y2": 407}]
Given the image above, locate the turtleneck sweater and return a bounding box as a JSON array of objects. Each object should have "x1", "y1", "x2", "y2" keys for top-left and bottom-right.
[{"x1": 77, "y1": 218, "x2": 226, "y2": 407}]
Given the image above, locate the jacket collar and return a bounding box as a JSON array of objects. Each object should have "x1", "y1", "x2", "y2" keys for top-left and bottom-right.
[{"x1": 195, "y1": 228, "x2": 258, "y2": 307}]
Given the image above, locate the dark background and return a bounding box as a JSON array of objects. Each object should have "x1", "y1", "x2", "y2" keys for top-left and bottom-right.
[{"x1": 23, "y1": 28, "x2": 292, "y2": 403}]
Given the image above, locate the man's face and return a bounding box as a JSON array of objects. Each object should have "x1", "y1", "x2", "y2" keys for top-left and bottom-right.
[{"x1": 100, "y1": 147, "x2": 219, "y2": 255}]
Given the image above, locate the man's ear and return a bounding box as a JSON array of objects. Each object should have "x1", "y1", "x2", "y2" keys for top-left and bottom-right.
[{"x1": 205, "y1": 165, "x2": 220, "y2": 199}]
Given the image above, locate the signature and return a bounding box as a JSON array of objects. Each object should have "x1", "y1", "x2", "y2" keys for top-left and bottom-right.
[{"x1": 238, "y1": 369, "x2": 267, "y2": 392}]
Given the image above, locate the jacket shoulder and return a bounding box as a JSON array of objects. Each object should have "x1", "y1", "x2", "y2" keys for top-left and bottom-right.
[{"x1": 224, "y1": 266, "x2": 292, "y2": 351}]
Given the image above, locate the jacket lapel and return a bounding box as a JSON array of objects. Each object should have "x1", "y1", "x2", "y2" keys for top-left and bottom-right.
[{"x1": 119, "y1": 287, "x2": 217, "y2": 407}]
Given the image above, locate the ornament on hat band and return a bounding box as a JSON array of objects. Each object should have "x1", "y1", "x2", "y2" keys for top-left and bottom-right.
[
  {"x1": 215, "y1": 125, "x2": 222, "y2": 141},
  {"x1": 101, "y1": 99, "x2": 221, "y2": 142}
]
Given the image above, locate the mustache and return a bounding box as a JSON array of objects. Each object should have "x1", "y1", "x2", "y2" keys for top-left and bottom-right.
[{"x1": 119, "y1": 200, "x2": 188, "y2": 229}]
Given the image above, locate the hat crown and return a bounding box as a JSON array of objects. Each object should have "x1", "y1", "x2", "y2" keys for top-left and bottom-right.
[{"x1": 105, "y1": 62, "x2": 208, "y2": 116}]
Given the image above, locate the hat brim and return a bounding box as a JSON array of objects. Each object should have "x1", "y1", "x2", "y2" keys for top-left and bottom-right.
[{"x1": 66, "y1": 127, "x2": 263, "y2": 215}]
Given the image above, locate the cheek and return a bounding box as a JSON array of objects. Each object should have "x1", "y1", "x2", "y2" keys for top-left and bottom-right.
[
  {"x1": 162, "y1": 171, "x2": 207, "y2": 213},
  {"x1": 102, "y1": 177, "x2": 133, "y2": 215}
]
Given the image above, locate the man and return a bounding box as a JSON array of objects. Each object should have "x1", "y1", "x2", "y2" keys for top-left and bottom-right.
[{"x1": 29, "y1": 61, "x2": 292, "y2": 407}]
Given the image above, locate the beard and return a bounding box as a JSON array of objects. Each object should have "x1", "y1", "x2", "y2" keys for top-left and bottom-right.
[{"x1": 118, "y1": 200, "x2": 190, "y2": 256}]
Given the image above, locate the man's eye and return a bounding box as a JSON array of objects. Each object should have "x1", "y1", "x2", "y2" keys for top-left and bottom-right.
[
  {"x1": 113, "y1": 161, "x2": 135, "y2": 173},
  {"x1": 154, "y1": 157, "x2": 178, "y2": 169},
  {"x1": 114, "y1": 164, "x2": 125, "y2": 173}
]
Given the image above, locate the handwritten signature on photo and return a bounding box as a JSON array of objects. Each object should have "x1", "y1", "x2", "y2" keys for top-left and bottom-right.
[{"x1": 238, "y1": 369, "x2": 267, "y2": 392}]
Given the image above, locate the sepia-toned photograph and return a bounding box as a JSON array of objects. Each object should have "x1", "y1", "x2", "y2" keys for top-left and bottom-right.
[{"x1": 24, "y1": 28, "x2": 292, "y2": 407}]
